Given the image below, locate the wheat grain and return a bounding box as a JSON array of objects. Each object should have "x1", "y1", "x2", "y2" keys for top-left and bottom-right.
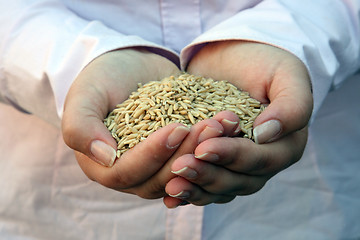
[{"x1": 104, "y1": 73, "x2": 265, "y2": 159}]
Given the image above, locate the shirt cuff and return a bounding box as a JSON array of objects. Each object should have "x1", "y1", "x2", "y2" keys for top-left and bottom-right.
[
  {"x1": 180, "y1": 0, "x2": 359, "y2": 120},
  {"x1": 52, "y1": 21, "x2": 179, "y2": 118}
]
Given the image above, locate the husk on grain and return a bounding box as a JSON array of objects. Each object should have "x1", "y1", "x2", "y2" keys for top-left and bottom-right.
[{"x1": 104, "y1": 73, "x2": 265, "y2": 158}]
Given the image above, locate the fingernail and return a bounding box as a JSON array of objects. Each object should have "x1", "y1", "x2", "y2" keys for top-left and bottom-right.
[
  {"x1": 198, "y1": 126, "x2": 223, "y2": 143},
  {"x1": 253, "y1": 120, "x2": 282, "y2": 144},
  {"x1": 90, "y1": 140, "x2": 117, "y2": 167},
  {"x1": 221, "y1": 119, "x2": 238, "y2": 136},
  {"x1": 172, "y1": 167, "x2": 198, "y2": 179},
  {"x1": 167, "y1": 126, "x2": 190, "y2": 149},
  {"x1": 195, "y1": 152, "x2": 219, "y2": 162},
  {"x1": 234, "y1": 124, "x2": 242, "y2": 135},
  {"x1": 168, "y1": 191, "x2": 190, "y2": 199}
]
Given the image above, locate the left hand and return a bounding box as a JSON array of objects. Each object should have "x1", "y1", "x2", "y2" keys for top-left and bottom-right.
[{"x1": 163, "y1": 41, "x2": 313, "y2": 207}]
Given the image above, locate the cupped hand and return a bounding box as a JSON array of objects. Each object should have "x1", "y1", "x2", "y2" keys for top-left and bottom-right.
[
  {"x1": 163, "y1": 41, "x2": 313, "y2": 207},
  {"x1": 61, "y1": 48, "x2": 227, "y2": 200},
  {"x1": 62, "y1": 48, "x2": 182, "y2": 165},
  {"x1": 71, "y1": 117, "x2": 225, "y2": 199},
  {"x1": 187, "y1": 41, "x2": 313, "y2": 141},
  {"x1": 61, "y1": 48, "x2": 187, "y2": 197}
]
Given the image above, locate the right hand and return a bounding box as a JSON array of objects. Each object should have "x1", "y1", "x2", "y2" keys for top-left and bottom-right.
[
  {"x1": 61, "y1": 47, "x2": 245, "y2": 202},
  {"x1": 61, "y1": 48, "x2": 190, "y2": 198}
]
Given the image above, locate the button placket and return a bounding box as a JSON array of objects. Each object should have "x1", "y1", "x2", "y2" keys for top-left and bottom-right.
[{"x1": 160, "y1": 0, "x2": 202, "y2": 53}]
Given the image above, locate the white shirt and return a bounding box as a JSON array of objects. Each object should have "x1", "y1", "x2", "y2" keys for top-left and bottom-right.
[{"x1": 0, "y1": 0, "x2": 359, "y2": 239}]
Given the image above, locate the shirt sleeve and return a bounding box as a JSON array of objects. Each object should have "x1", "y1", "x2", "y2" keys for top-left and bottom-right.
[
  {"x1": 0, "y1": 0, "x2": 178, "y2": 126},
  {"x1": 181, "y1": 0, "x2": 360, "y2": 119}
]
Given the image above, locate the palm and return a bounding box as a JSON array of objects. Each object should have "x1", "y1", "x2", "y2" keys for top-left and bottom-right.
[
  {"x1": 161, "y1": 41, "x2": 314, "y2": 208},
  {"x1": 187, "y1": 41, "x2": 312, "y2": 133}
]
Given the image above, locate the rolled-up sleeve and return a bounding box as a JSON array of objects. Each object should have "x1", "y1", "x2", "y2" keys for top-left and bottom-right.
[{"x1": 181, "y1": 0, "x2": 360, "y2": 119}]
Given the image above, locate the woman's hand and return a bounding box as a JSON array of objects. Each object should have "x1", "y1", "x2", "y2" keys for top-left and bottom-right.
[
  {"x1": 62, "y1": 48, "x2": 190, "y2": 198},
  {"x1": 163, "y1": 41, "x2": 313, "y2": 207}
]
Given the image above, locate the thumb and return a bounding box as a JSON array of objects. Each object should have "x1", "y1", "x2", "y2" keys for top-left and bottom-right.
[
  {"x1": 253, "y1": 63, "x2": 313, "y2": 144},
  {"x1": 62, "y1": 80, "x2": 118, "y2": 167},
  {"x1": 61, "y1": 48, "x2": 182, "y2": 167}
]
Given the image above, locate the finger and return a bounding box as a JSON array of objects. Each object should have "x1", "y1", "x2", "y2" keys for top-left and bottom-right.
[
  {"x1": 162, "y1": 195, "x2": 185, "y2": 209},
  {"x1": 194, "y1": 128, "x2": 308, "y2": 175},
  {"x1": 62, "y1": 49, "x2": 181, "y2": 166},
  {"x1": 78, "y1": 119, "x2": 223, "y2": 199},
  {"x1": 137, "y1": 119, "x2": 224, "y2": 196},
  {"x1": 76, "y1": 123, "x2": 190, "y2": 191},
  {"x1": 211, "y1": 110, "x2": 241, "y2": 137},
  {"x1": 164, "y1": 177, "x2": 236, "y2": 207},
  {"x1": 62, "y1": 75, "x2": 119, "y2": 167},
  {"x1": 253, "y1": 59, "x2": 313, "y2": 143},
  {"x1": 170, "y1": 154, "x2": 266, "y2": 195},
  {"x1": 158, "y1": 118, "x2": 224, "y2": 176}
]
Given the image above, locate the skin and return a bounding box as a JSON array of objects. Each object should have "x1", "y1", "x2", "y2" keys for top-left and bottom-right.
[
  {"x1": 62, "y1": 41, "x2": 313, "y2": 208},
  {"x1": 163, "y1": 41, "x2": 313, "y2": 208},
  {"x1": 62, "y1": 48, "x2": 225, "y2": 199}
]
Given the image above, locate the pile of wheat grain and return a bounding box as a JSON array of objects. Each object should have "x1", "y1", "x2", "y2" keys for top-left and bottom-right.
[{"x1": 104, "y1": 73, "x2": 264, "y2": 158}]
